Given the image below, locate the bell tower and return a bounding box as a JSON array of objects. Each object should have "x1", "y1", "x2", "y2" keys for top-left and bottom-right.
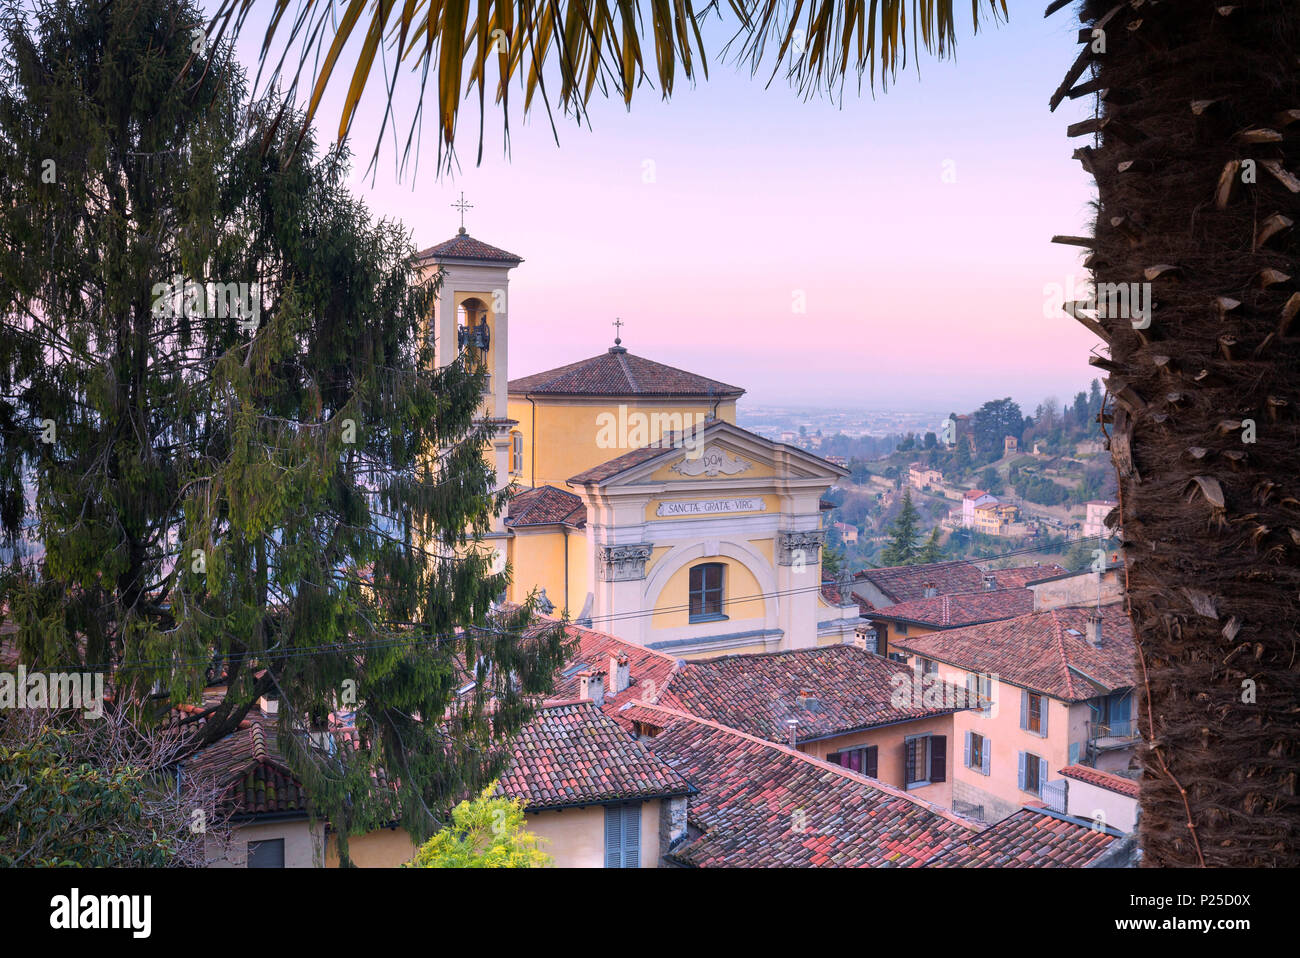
[{"x1": 417, "y1": 216, "x2": 523, "y2": 537}]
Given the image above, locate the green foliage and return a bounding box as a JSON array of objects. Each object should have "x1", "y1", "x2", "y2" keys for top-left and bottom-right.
[
  {"x1": 917, "y1": 527, "x2": 945, "y2": 564},
  {"x1": 0, "y1": 0, "x2": 571, "y2": 866},
  {"x1": 0, "y1": 717, "x2": 187, "y2": 867},
  {"x1": 880, "y1": 489, "x2": 922, "y2": 566},
  {"x1": 822, "y1": 543, "x2": 846, "y2": 576},
  {"x1": 971, "y1": 398, "x2": 1024, "y2": 460},
  {"x1": 404, "y1": 783, "x2": 551, "y2": 868}
]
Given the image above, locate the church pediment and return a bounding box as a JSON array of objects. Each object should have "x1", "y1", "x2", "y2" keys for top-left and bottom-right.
[{"x1": 567, "y1": 421, "x2": 845, "y2": 490}]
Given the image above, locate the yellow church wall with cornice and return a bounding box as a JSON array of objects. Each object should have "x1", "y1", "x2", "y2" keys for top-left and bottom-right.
[
  {"x1": 747, "y1": 537, "x2": 775, "y2": 565},
  {"x1": 650, "y1": 557, "x2": 765, "y2": 630},
  {"x1": 505, "y1": 525, "x2": 591, "y2": 617},
  {"x1": 505, "y1": 396, "x2": 738, "y2": 490}
]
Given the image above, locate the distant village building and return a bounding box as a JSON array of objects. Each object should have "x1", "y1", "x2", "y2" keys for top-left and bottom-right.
[
  {"x1": 1083, "y1": 499, "x2": 1120, "y2": 540},
  {"x1": 961, "y1": 489, "x2": 998, "y2": 529},
  {"x1": 908, "y1": 463, "x2": 944, "y2": 490},
  {"x1": 973, "y1": 501, "x2": 1021, "y2": 536},
  {"x1": 1003, "y1": 435, "x2": 1018, "y2": 456},
  {"x1": 1075, "y1": 439, "x2": 1104, "y2": 456},
  {"x1": 833, "y1": 521, "x2": 859, "y2": 545}
]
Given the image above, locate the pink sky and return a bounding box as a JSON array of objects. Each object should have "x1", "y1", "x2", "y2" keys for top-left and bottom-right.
[{"x1": 218, "y1": 7, "x2": 1100, "y2": 412}]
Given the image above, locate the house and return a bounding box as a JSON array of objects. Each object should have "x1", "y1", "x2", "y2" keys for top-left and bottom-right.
[
  {"x1": 972, "y1": 501, "x2": 1021, "y2": 536},
  {"x1": 617, "y1": 703, "x2": 980, "y2": 866},
  {"x1": 924, "y1": 805, "x2": 1121, "y2": 867},
  {"x1": 961, "y1": 489, "x2": 998, "y2": 528},
  {"x1": 1058, "y1": 764, "x2": 1140, "y2": 834},
  {"x1": 183, "y1": 699, "x2": 322, "y2": 868},
  {"x1": 658, "y1": 645, "x2": 972, "y2": 808},
  {"x1": 1003, "y1": 436, "x2": 1018, "y2": 456},
  {"x1": 832, "y1": 520, "x2": 859, "y2": 545},
  {"x1": 908, "y1": 463, "x2": 943, "y2": 490},
  {"x1": 496, "y1": 701, "x2": 693, "y2": 867},
  {"x1": 1083, "y1": 499, "x2": 1120, "y2": 540},
  {"x1": 1026, "y1": 563, "x2": 1125, "y2": 611},
  {"x1": 892, "y1": 605, "x2": 1137, "y2": 824},
  {"x1": 850, "y1": 558, "x2": 986, "y2": 608}
]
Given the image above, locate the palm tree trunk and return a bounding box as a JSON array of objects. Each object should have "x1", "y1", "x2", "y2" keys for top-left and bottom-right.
[{"x1": 1060, "y1": 0, "x2": 1300, "y2": 866}]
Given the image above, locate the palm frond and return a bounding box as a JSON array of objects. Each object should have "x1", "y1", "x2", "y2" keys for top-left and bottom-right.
[{"x1": 202, "y1": 0, "x2": 1009, "y2": 174}]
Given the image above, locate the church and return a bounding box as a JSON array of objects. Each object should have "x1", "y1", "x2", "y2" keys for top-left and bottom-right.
[{"x1": 418, "y1": 224, "x2": 859, "y2": 658}]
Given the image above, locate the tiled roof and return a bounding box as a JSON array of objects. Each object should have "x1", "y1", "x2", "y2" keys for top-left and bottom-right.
[
  {"x1": 657, "y1": 645, "x2": 969, "y2": 745},
  {"x1": 1059, "y1": 764, "x2": 1141, "y2": 798},
  {"x1": 892, "y1": 605, "x2": 1135, "y2": 701},
  {"x1": 925, "y1": 806, "x2": 1119, "y2": 867},
  {"x1": 505, "y1": 485, "x2": 586, "y2": 528},
  {"x1": 547, "y1": 622, "x2": 680, "y2": 727},
  {"x1": 185, "y1": 712, "x2": 309, "y2": 818},
  {"x1": 869, "y1": 587, "x2": 1034, "y2": 629},
  {"x1": 986, "y1": 563, "x2": 1066, "y2": 589},
  {"x1": 509, "y1": 347, "x2": 744, "y2": 399},
  {"x1": 853, "y1": 560, "x2": 985, "y2": 604},
  {"x1": 417, "y1": 231, "x2": 522, "y2": 264},
  {"x1": 629, "y1": 705, "x2": 977, "y2": 867},
  {"x1": 963, "y1": 489, "x2": 991, "y2": 500},
  {"x1": 495, "y1": 702, "x2": 691, "y2": 811}
]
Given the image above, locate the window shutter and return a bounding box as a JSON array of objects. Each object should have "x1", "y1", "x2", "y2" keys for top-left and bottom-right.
[
  {"x1": 865, "y1": 746, "x2": 878, "y2": 779},
  {"x1": 1038, "y1": 762, "x2": 1047, "y2": 797},
  {"x1": 1068, "y1": 741, "x2": 1080, "y2": 765},
  {"x1": 1020, "y1": 689, "x2": 1029, "y2": 730},
  {"x1": 1040, "y1": 696, "x2": 1049, "y2": 737},
  {"x1": 930, "y1": 735, "x2": 946, "y2": 783},
  {"x1": 623, "y1": 804, "x2": 641, "y2": 868},
  {"x1": 1017, "y1": 751, "x2": 1026, "y2": 791},
  {"x1": 604, "y1": 806, "x2": 622, "y2": 868},
  {"x1": 981, "y1": 740, "x2": 991, "y2": 776},
  {"x1": 964, "y1": 731, "x2": 972, "y2": 768},
  {"x1": 904, "y1": 738, "x2": 917, "y2": 784}
]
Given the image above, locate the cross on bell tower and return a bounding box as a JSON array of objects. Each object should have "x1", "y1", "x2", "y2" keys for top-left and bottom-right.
[
  {"x1": 612, "y1": 318, "x2": 624, "y2": 346},
  {"x1": 451, "y1": 191, "x2": 473, "y2": 235}
]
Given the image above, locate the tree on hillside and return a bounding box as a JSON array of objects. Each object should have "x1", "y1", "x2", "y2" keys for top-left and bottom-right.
[
  {"x1": 917, "y1": 528, "x2": 945, "y2": 565},
  {"x1": 972, "y1": 398, "x2": 1025, "y2": 459},
  {"x1": 880, "y1": 490, "x2": 922, "y2": 567},
  {"x1": 0, "y1": 0, "x2": 570, "y2": 866}
]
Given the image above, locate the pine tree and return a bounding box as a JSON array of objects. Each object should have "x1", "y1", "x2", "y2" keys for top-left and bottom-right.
[
  {"x1": 880, "y1": 490, "x2": 922, "y2": 566},
  {"x1": 0, "y1": 0, "x2": 570, "y2": 865},
  {"x1": 917, "y1": 527, "x2": 944, "y2": 565}
]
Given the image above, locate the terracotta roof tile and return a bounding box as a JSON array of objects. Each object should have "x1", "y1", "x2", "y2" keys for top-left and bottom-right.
[
  {"x1": 547, "y1": 622, "x2": 680, "y2": 728},
  {"x1": 505, "y1": 485, "x2": 586, "y2": 527},
  {"x1": 631, "y1": 705, "x2": 977, "y2": 867},
  {"x1": 926, "y1": 806, "x2": 1119, "y2": 867},
  {"x1": 869, "y1": 587, "x2": 1035, "y2": 629},
  {"x1": 417, "y1": 231, "x2": 522, "y2": 263},
  {"x1": 658, "y1": 645, "x2": 970, "y2": 743},
  {"x1": 185, "y1": 712, "x2": 309, "y2": 818},
  {"x1": 509, "y1": 347, "x2": 744, "y2": 399},
  {"x1": 853, "y1": 560, "x2": 985, "y2": 604},
  {"x1": 893, "y1": 605, "x2": 1135, "y2": 701},
  {"x1": 1058, "y1": 764, "x2": 1141, "y2": 798},
  {"x1": 496, "y1": 702, "x2": 691, "y2": 810}
]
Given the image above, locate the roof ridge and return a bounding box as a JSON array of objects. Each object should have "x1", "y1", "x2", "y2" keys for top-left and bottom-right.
[
  {"x1": 633, "y1": 702, "x2": 979, "y2": 830},
  {"x1": 1050, "y1": 610, "x2": 1077, "y2": 699},
  {"x1": 617, "y1": 350, "x2": 638, "y2": 392}
]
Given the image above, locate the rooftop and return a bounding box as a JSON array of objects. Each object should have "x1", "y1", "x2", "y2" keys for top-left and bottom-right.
[
  {"x1": 892, "y1": 605, "x2": 1135, "y2": 702},
  {"x1": 1058, "y1": 764, "x2": 1141, "y2": 798},
  {"x1": 925, "y1": 806, "x2": 1121, "y2": 867},
  {"x1": 416, "y1": 230, "x2": 522, "y2": 264},
  {"x1": 496, "y1": 702, "x2": 691, "y2": 812},
  {"x1": 509, "y1": 347, "x2": 745, "y2": 400},
  {"x1": 658, "y1": 645, "x2": 970, "y2": 745},
  {"x1": 626, "y1": 704, "x2": 978, "y2": 867},
  {"x1": 505, "y1": 485, "x2": 586, "y2": 528}
]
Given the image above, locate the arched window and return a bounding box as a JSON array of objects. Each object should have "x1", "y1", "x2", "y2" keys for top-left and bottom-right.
[
  {"x1": 688, "y1": 562, "x2": 726, "y2": 623},
  {"x1": 456, "y1": 297, "x2": 490, "y2": 361}
]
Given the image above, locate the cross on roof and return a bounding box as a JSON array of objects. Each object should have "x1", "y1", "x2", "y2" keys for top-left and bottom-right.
[
  {"x1": 613, "y1": 318, "x2": 623, "y2": 346},
  {"x1": 451, "y1": 191, "x2": 473, "y2": 233}
]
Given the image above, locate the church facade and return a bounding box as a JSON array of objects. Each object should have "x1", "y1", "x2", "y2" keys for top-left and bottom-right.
[{"x1": 419, "y1": 227, "x2": 859, "y2": 658}]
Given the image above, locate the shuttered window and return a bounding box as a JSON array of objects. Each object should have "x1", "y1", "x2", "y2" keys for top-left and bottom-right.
[
  {"x1": 828, "y1": 745, "x2": 878, "y2": 778},
  {"x1": 904, "y1": 734, "x2": 947, "y2": 787},
  {"x1": 604, "y1": 804, "x2": 641, "y2": 868},
  {"x1": 1018, "y1": 752, "x2": 1046, "y2": 795},
  {"x1": 965, "y1": 731, "x2": 991, "y2": 775},
  {"x1": 1020, "y1": 690, "x2": 1049, "y2": 736},
  {"x1": 247, "y1": 838, "x2": 285, "y2": 868}
]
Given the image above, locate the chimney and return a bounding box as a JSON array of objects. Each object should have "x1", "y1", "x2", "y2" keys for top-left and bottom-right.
[
  {"x1": 923, "y1": 582, "x2": 938, "y2": 598},
  {"x1": 578, "y1": 670, "x2": 606, "y2": 707},
  {"x1": 608, "y1": 654, "x2": 631, "y2": 695},
  {"x1": 982, "y1": 574, "x2": 996, "y2": 591},
  {"x1": 1085, "y1": 612, "x2": 1103, "y2": 648},
  {"x1": 785, "y1": 718, "x2": 799, "y2": 747}
]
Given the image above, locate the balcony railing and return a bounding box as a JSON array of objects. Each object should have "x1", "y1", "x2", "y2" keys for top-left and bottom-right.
[{"x1": 1087, "y1": 718, "x2": 1139, "y2": 750}]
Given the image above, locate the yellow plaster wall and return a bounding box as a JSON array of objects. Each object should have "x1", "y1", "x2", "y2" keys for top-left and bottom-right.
[
  {"x1": 505, "y1": 397, "x2": 737, "y2": 489},
  {"x1": 651, "y1": 556, "x2": 765, "y2": 629},
  {"x1": 325, "y1": 827, "x2": 419, "y2": 868},
  {"x1": 523, "y1": 801, "x2": 663, "y2": 868}
]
